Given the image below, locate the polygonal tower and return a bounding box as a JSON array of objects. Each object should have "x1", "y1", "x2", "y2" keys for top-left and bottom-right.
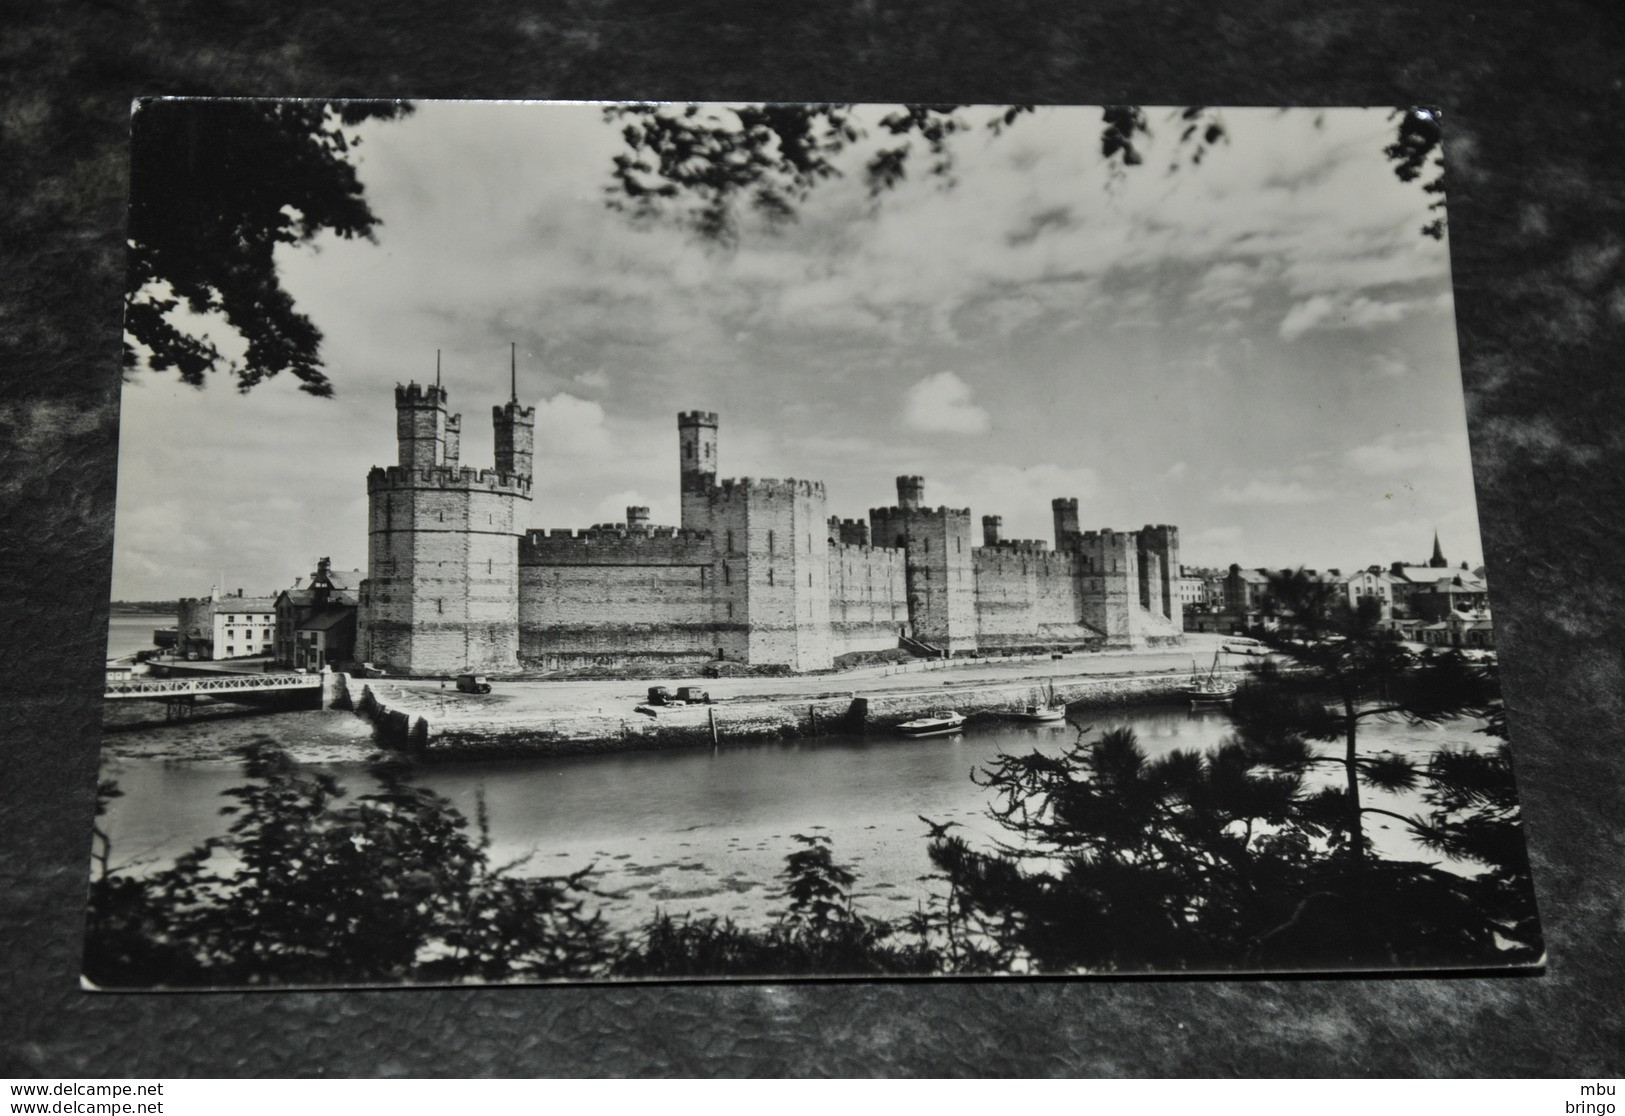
[
  {"x1": 678, "y1": 411, "x2": 718, "y2": 530},
  {"x1": 870, "y1": 476, "x2": 976, "y2": 653},
  {"x1": 359, "y1": 373, "x2": 532, "y2": 677}
]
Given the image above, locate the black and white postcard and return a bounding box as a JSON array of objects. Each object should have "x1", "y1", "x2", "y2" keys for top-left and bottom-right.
[{"x1": 92, "y1": 101, "x2": 1542, "y2": 987}]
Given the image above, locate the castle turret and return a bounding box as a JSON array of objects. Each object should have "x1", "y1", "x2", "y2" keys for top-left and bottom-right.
[
  {"x1": 626, "y1": 505, "x2": 650, "y2": 530},
  {"x1": 982, "y1": 515, "x2": 1002, "y2": 547},
  {"x1": 362, "y1": 376, "x2": 531, "y2": 677},
  {"x1": 1138, "y1": 524, "x2": 1180, "y2": 623},
  {"x1": 444, "y1": 412, "x2": 462, "y2": 469},
  {"x1": 678, "y1": 411, "x2": 718, "y2": 530},
  {"x1": 493, "y1": 400, "x2": 534, "y2": 481},
  {"x1": 396, "y1": 382, "x2": 448, "y2": 469},
  {"x1": 1052, "y1": 497, "x2": 1080, "y2": 547},
  {"x1": 896, "y1": 475, "x2": 925, "y2": 510}
]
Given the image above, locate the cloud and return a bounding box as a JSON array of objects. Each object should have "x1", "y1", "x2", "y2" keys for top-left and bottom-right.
[
  {"x1": 1344, "y1": 432, "x2": 1455, "y2": 477},
  {"x1": 1216, "y1": 479, "x2": 1327, "y2": 505},
  {"x1": 1279, "y1": 294, "x2": 1422, "y2": 340},
  {"x1": 1368, "y1": 353, "x2": 1410, "y2": 378},
  {"x1": 1187, "y1": 260, "x2": 1269, "y2": 313},
  {"x1": 573, "y1": 369, "x2": 610, "y2": 390},
  {"x1": 932, "y1": 462, "x2": 1101, "y2": 539},
  {"x1": 1184, "y1": 526, "x2": 1244, "y2": 564},
  {"x1": 1278, "y1": 296, "x2": 1336, "y2": 340},
  {"x1": 902, "y1": 371, "x2": 990, "y2": 434},
  {"x1": 532, "y1": 393, "x2": 613, "y2": 457}
]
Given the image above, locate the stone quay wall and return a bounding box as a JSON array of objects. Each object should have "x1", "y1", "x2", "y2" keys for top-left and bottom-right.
[{"x1": 359, "y1": 668, "x2": 1250, "y2": 761}]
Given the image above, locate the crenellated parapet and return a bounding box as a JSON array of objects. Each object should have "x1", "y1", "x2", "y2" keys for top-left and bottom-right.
[
  {"x1": 367, "y1": 464, "x2": 532, "y2": 497},
  {"x1": 713, "y1": 477, "x2": 827, "y2": 501},
  {"x1": 394, "y1": 382, "x2": 448, "y2": 407},
  {"x1": 521, "y1": 525, "x2": 715, "y2": 566},
  {"x1": 869, "y1": 504, "x2": 973, "y2": 522},
  {"x1": 832, "y1": 517, "x2": 871, "y2": 547},
  {"x1": 834, "y1": 540, "x2": 907, "y2": 562},
  {"x1": 982, "y1": 539, "x2": 1054, "y2": 554}
]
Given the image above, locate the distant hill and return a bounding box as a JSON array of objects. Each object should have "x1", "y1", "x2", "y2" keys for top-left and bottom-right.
[{"x1": 109, "y1": 601, "x2": 177, "y2": 616}]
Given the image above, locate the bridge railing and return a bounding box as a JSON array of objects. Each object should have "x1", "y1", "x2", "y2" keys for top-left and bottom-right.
[{"x1": 104, "y1": 674, "x2": 323, "y2": 698}]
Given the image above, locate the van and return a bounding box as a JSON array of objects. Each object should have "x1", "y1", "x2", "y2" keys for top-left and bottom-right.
[{"x1": 455, "y1": 673, "x2": 492, "y2": 694}]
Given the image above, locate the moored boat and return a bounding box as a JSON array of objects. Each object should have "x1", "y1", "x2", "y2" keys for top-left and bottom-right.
[
  {"x1": 1009, "y1": 681, "x2": 1068, "y2": 723},
  {"x1": 1185, "y1": 651, "x2": 1238, "y2": 703},
  {"x1": 897, "y1": 710, "x2": 967, "y2": 737},
  {"x1": 1010, "y1": 705, "x2": 1067, "y2": 724}
]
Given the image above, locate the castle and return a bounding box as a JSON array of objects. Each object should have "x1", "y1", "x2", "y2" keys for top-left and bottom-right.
[{"x1": 356, "y1": 381, "x2": 1183, "y2": 675}]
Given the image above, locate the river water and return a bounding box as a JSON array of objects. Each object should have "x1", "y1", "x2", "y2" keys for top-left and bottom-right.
[
  {"x1": 95, "y1": 703, "x2": 1498, "y2": 934},
  {"x1": 106, "y1": 614, "x2": 170, "y2": 660}
]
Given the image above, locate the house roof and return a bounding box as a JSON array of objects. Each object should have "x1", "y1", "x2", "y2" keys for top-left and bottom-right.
[
  {"x1": 310, "y1": 568, "x2": 363, "y2": 592},
  {"x1": 1392, "y1": 567, "x2": 1452, "y2": 585},
  {"x1": 279, "y1": 587, "x2": 358, "y2": 609},
  {"x1": 217, "y1": 597, "x2": 278, "y2": 614},
  {"x1": 298, "y1": 607, "x2": 356, "y2": 633}
]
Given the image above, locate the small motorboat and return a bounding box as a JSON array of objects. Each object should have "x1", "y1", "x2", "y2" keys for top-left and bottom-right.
[
  {"x1": 897, "y1": 710, "x2": 967, "y2": 737},
  {"x1": 1185, "y1": 652, "x2": 1238, "y2": 703}
]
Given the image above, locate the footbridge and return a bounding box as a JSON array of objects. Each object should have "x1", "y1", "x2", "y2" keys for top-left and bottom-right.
[{"x1": 104, "y1": 673, "x2": 326, "y2": 718}]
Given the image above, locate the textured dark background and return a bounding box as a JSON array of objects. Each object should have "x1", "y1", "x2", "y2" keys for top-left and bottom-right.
[{"x1": 3, "y1": 0, "x2": 1622, "y2": 1078}]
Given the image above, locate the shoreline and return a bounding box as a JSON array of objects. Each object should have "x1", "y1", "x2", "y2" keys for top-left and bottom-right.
[
  {"x1": 355, "y1": 665, "x2": 1254, "y2": 762},
  {"x1": 100, "y1": 633, "x2": 1272, "y2": 765}
]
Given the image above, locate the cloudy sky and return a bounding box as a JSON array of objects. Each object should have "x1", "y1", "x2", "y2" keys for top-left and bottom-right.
[{"x1": 112, "y1": 103, "x2": 1483, "y2": 600}]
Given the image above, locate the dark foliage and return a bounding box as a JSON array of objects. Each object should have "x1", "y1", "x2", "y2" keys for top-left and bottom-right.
[
  {"x1": 596, "y1": 102, "x2": 1463, "y2": 245},
  {"x1": 614, "y1": 833, "x2": 937, "y2": 977},
  {"x1": 925, "y1": 715, "x2": 1541, "y2": 973},
  {"x1": 123, "y1": 100, "x2": 411, "y2": 396},
  {"x1": 84, "y1": 740, "x2": 613, "y2": 987}
]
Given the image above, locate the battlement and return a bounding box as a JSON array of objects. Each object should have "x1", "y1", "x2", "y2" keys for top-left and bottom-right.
[
  {"x1": 395, "y1": 381, "x2": 448, "y2": 408},
  {"x1": 868, "y1": 504, "x2": 973, "y2": 521},
  {"x1": 678, "y1": 410, "x2": 718, "y2": 428},
  {"x1": 492, "y1": 401, "x2": 536, "y2": 422},
  {"x1": 713, "y1": 476, "x2": 826, "y2": 500},
  {"x1": 984, "y1": 539, "x2": 1052, "y2": 553},
  {"x1": 835, "y1": 540, "x2": 906, "y2": 561},
  {"x1": 367, "y1": 464, "x2": 532, "y2": 496},
  {"x1": 521, "y1": 525, "x2": 714, "y2": 566},
  {"x1": 1076, "y1": 528, "x2": 1137, "y2": 552},
  {"x1": 829, "y1": 517, "x2": 870, "y2": 546}
]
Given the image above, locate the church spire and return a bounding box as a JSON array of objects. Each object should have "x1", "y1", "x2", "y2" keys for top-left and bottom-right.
[{"x1": 1429, "y1": 530, "x2": 1447, "y2": 568}]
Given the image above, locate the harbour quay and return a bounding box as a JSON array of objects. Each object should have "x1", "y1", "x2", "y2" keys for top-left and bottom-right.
[{"x1": 348, "y1": 634, "x2": 1252, "y2": 760}]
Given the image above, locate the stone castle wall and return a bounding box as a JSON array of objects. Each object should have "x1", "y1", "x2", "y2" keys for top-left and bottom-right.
[
  {"x1": 829, "y1": 542, "x2": 908, "y2": 655},
  {"x1": 706, "y1": 478, "x2": 832, "y2": 672},
  {"x1": 870, "y1": 503, "x2": 977, "y2": 652},
  {"x1": 972, "y1": 544, "x2": 1100, "y2": 648},
  {"x1": 363, "y1": 392, "x2": 1181, "y2": 674},
  {"x1": 516, "y1": 527, "x2": 723, "y2": 668}
]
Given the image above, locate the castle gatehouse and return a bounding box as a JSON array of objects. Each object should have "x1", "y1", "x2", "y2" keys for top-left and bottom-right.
[{"x1": 357, "y1": 383, "x2": 1182, "y2": 675}]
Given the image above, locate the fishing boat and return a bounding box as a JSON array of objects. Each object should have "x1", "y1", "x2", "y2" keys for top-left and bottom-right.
[
  {"x1": 1009, "y1": 681, "x2": 1067, "y2": 723},
  {"x1": 1185, "y1": 651, "x2": 1238, "y2": 703},
  {"x1": 896, "y1": 710, "x2": 967, "y2": 737}
]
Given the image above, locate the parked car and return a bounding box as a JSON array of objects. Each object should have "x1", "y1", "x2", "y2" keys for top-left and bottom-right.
[
  {"x1": 675, "y1": 686, "x2": 711, "y2": 704},
  {"x1": 354, "y1": 662, "x2": 386, "y2": 677},
  {"x1": 645, "y1": 685, "x2": 684, "y2": 706},
  {"x1": 456, "y1": 673, "x2": 492, "y2": 694}
]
